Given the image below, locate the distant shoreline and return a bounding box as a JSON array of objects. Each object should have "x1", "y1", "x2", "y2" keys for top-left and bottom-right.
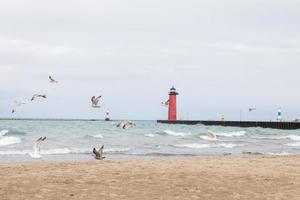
[
  {"x1": 0, "y1": 118, "x2": 103, "y2": 121},
  {"x1": 0, "y1": 118, "x2": 153, "y2": 121}
]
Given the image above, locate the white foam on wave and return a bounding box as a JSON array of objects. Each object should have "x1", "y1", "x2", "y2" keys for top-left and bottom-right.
[
  {"x1": 0, "y1": 136, "x2": 21, "y2": 146},
  {"x1": 199, "y1": 135, "x2": 218, "y2": 141},
  {"x1": 93, "y1": 134, "x2": 103, "y2": 138},
  {"x1": 251, "y1": 135, "x2": 280, "y2": 140},
  {"x1": 254, "y1": 135, "x2": 300, "y2": 141},
  {"x1": 104, "y1": 148, "x2": 131, "y2": 153},
  {"x1": 0, "y1": 148, "x2": 73, "y2": 156},
  {"x1": 268, "y1": 152, "x2": 291, "y2": 156},
  {"x1": 0, "y1": 150, "x2": 29, "y2": 155},
  {"x1": 174, "y1": 143, "x2": 211, "y2": 149},
  {"x1": 0, "y1": 130, "x2": 9, "y2": 136},
  {"x1": 164, "y1": 130, "x2": 191, "y2": 137},
  {"x1": 286, "y1": 135, "x2": 300, "y2": 141},
  {"x1": 285, "y1": 142, "x2": 300, "y2": 147},
  {"x1": 0, "y1": 147, "x2": 131, "y2": 156},
  {"x1": 217, "y1": 143, "x2": 242, "y2": 148},
  {"x1": 174, "y1": 143, "x2": 242, "y2": 149},
  {"x1": 41, "y1": 148, "x2": 72, "y2": 155},
  {"x1": 66, "y1": 147, "x2": 130, "y2": 154},
  {"x1": 214, "y1": 131, "x2": 246, "y2": 137},
  {"x1": 145, "y1": 134, "x2": 155, "y2": 138}
]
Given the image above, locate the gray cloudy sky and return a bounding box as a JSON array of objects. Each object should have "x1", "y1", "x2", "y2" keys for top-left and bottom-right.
[{"x1": 0, "y1": 0, "x2": 300, "y2": 120}]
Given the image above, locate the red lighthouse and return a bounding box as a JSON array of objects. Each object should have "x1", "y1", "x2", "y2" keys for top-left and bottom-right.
[{"x1": 168, "y1": 86, "x2": 178, "y2": 121}]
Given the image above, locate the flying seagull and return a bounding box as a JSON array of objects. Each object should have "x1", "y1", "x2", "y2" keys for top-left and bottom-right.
[
  {"x1": 12, "y1": 101, "x2": 26, "y2": 113},
  {"x1": 49, "y1": 76, "x2": 58, "y2": 83},
  {"x1": 161, "y1": 100, "x2": 169, "y2": 107},
  {"x1": 93, "y1": 145, "x2": 105, "y2": 160},
  {"x1": 116, "y1": 120, "x2": 136, "y2": 129},
  {"x1": 249, "y1": 108, "x2": 256, "y2": 112},
  {"x1": 91, "y1": 96, "x2": 102, "y2": 108},
  {"x1": 207, "y1": 131, "x2": 218, "y2": 141},
  {"x1": 29, "y1": 137, "x2": 46, "y2": 158},
  {"x1": 31, "y1": 94, "x2": 47, "y2": 101}
]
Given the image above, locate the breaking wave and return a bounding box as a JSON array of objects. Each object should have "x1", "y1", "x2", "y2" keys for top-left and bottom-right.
[
  {"x1": 268, "y1": 152, "x2": 291, "y2": 156},
  {"x1": 212, "y1": 131, "x2": 246, "y2": 137},
  {"x1": 252, "y1": 135, "x2": 300, "y2": 141},
  {"x1": 199, "y1": 135, "x2": 218, "y2": 141},
  {"x1": 0, "y1": 130, "x2": 9, "y2": 136},
  {"x1": 83, "y1": 134, "x2": 104, "y2": 139},
  {"x1": 285, "y1": 135, "x2": 300, "y2": 141},
  {"x1": 0, "y1": 147, "x2": 131, "y2": 155},
  {"x1": 173, "y1": 143, "x2": 242, "y2": 149},
  {"x1": 93, "y1": 134, "x2": 104, "y2": 138},
  {"x1": 174, "y1": 143, "x2": 211, "y2": 149},
  {"x1": 161, "y1": 130, "x2": 191, "y2": 137},
  {"x1": 0, "y1": 136, "x2": 21, "y2": 146},
  {"x1": 144, "y1": 134, "x2": 155, "y2": 138},
  {"x1": 105, "y1": 147, "x2": 131, "y2": 153},
  {"x1": 285, "y1": 142, "x2": 300, "y2": 147}
]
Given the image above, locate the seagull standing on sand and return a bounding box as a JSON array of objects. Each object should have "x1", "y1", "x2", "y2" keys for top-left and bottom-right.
[
  {"x1": 91, "y1": 96, "x2": 102, "y2": 108},
  {"x1": 31, "y1": 94, "x2": 47, "y2": 101},
  {"x1": 49, "y1": 76, "x2": 58, "y2": 83},
  {"x1": 29, "y1": 137, "x2": 46, "y2": 158},
  {"x1": 93, "y1": 145, "x2": 105, "y2": 160},
  {"x1": 12, "y1": 101, "x2": 26, "y2": 113}
]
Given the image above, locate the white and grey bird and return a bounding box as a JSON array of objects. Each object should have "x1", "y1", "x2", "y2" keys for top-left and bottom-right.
[
  {"x1": 93, "y1": 145, "x2": 105, "y2": 160},
  {"x1": 91, "y1": 96, "x2": 102, "y2": 108},
  {"x1": 116, "y1": 120, "x2": 136, "y2": 129},
  {"x1": 29, "y1": 137, "x2": 46, "y2": 158},
  {"x1": 49, "y1": 75, "x2": 58, "y2": 83},
  {"x1": 161, "y1": 100, "x2": 169, "y2": 107},
  {"x1": 31, "y1": 94, "x2": 47, "y2": 101},
  {"x1": 249, "y1": 108, "x2": 256, "y2": 112},
  {"x1": 12, "y1": 101, "x2": 26, "y2": 113},
  {"x1": 207, "y1": 131, "x2": 218, "y2": 141}
]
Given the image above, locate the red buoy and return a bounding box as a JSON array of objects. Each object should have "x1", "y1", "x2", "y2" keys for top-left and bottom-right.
[{"x1": 168, "y1": 86, "x2": 178, "y2": 121}]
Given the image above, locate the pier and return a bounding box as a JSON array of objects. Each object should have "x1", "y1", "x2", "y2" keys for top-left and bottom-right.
[{"x1": 157, "y1": 120, "x2": 300, "y2": 130}]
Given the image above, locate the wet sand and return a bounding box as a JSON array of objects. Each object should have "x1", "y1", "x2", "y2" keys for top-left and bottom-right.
[{"x1": 1, "y1": 156, "x2": 300, "y2": 200}]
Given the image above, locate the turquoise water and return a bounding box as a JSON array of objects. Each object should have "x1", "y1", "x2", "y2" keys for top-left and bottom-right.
[{"x1": 0, "y1": 120, "x2": 299, "y2": 163}]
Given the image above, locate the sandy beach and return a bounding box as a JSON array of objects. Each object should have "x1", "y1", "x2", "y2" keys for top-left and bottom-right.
[{"x1": 0, "y1": 156, "x2": 299, "y2": 200}]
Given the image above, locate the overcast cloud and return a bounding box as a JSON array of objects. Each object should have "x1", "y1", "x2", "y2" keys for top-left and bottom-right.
[{"x1": 0, "y1": 0, "x2": 300, "y2": 120}]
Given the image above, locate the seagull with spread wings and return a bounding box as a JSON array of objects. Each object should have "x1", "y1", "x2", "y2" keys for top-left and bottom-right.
[
  {"x1": 161, "y1": 100, "x2": 169, "y2": 107},
  {"x1": 93, "y1": 145, "x2": 105, "y2": 160},
  {"x1": 49, "y1": 75, "x2": 58, "y2": 83},
  {"x1": 12, "y1": 101, "x2": 26, "y2": 113},
  {"x1": 31, "y1": 94, "x2": 47, "y2": 101},
  {"x1": 116, "y1": 120, "x2": 136, "y2": 129},
  {"x1": 91, "y1": 96, "x2": 102, "y2": 108},
  {"x1": 29, "y1": 137, "x2": 46, "y2": 158},
  {"x1": 207, "y1": 131, "x2": 218, "y2": 141},
  {"x1": 249, "y1": 108, "x2": 256, "y2": 112}
]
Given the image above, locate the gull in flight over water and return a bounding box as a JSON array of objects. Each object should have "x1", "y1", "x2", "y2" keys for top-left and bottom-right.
[
  {"x1": 12, "y1": 101, "x2": 26, "y2": 113},
  {"x1": 49, "y1": 76, "x2": 58, "y2": 83},
  {"x1": 93, "y1": 145, "x2": 105, "y2": 160},
  {"x1": 29, "y1": 137, "x2": 46, "y2": 158},
  {"x1": 116, "y1": 120, "x2": 136, "y2": 129},
  {"x1": 249, "y1": 108, "x2": 256, "y2": 112},
  {"x1": 31, "y1": 94, "x2": 47, "y2": 101},
  {"x1": 91, "y1": 96, "x2": 102, "y2": 108},
  {"x1": 207, "y1": 131, "x2": 218, "y2": 141},
  {"x1": 161, "y1": 100, "x2": 169, "y2": 107}
]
